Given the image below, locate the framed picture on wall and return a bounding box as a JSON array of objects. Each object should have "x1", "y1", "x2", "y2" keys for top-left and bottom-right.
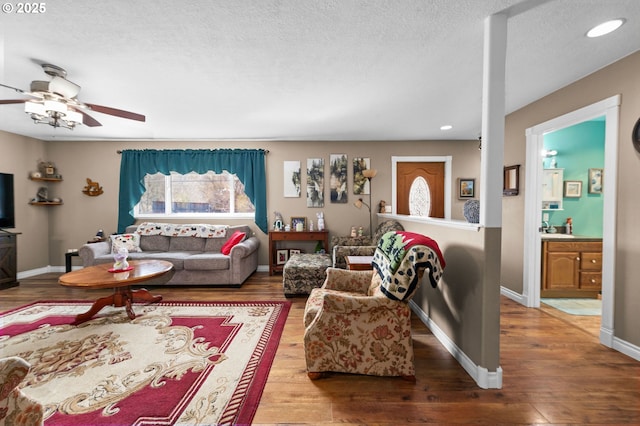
[
  {"x1": 588, "y1": 168, "x2": 603, "y2": 194},
  {"x1": 564, "y1": 180, "x2": 582, "y2": 198},
  {"x1": 458, "y1": 178, "x2": 475, "y2": 199}
]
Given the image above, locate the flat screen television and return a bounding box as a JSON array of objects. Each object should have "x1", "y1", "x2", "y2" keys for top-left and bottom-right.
[{"x1": 0, "y1": 172, "x2": 16, "y2": 229}]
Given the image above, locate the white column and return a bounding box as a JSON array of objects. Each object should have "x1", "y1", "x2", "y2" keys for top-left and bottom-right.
[{"x1": 480, "y1": 13, "x2": 507, "y2": 228}]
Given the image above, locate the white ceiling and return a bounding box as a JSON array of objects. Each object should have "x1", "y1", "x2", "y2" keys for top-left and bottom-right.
[{"x1": 0, "y1": 0, "x2": 638, "y2": 142}]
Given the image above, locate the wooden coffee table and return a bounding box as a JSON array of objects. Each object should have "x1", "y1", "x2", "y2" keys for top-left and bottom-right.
[
  {"x1": 59, "y1": 259, "x2": 174, "y2": 325},
  {"x1": 345, "y1": 255, "x2": 374, "y2": 271}
]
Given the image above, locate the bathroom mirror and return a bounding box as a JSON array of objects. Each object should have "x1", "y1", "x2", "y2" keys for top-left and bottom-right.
[{"x1": 503, "y1": 165, "x2": 520, "y2": 196}]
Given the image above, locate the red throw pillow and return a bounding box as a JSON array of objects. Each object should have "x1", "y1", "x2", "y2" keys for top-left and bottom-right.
[{"x1": 221, "y1": 231, "x2": 246, "y2": 255}]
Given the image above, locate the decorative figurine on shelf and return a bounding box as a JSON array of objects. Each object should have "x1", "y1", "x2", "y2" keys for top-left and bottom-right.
[
  {"x1": 316, "y1": 212, "x2": 325, "y2": 231},
  {"x1": 379, "y1": 200, "x2": 387, "y2": 213},
  {"x1": 82, "y1": 178, "x2": 104, "y2": 196},
  {"x1": 273, "y1": 211, "x2": 284, "y2": 230},
  {"x1": 36, "y1": 187, "x2": 49, "y2": 202},
  {"x1": 113, "y1": 247, "x2": 129, "y2": 271}
]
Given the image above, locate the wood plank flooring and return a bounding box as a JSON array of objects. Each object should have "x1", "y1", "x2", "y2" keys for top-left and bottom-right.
[{"x1": 1, "y1": 272, "x2": 638, "y2": 425}]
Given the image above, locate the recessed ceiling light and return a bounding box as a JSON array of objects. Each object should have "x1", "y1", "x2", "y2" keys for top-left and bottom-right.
[
  {"x1": 587, "y1": 18, "x2": 625, "y2": 38},
  {"x1": 440, "y1": 125, "x2": 453, "y2": 131}
]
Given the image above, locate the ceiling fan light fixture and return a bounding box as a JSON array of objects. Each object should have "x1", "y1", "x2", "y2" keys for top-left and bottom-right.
[
  {"x1": 44, "y1": 99, "x2": 67, "y2": 114},
  {"x1": 25, "y1": 101, "x2": 46, "y2": 117},
  {"x1": 65, "y1": 109, "x2": 83, "y2": 125},
  {"x1": 587, "y1": 18, "x2": 625, "y2": 38},
  {"x1": 25, "y1": 99, "x2": 82, "y2": 129}
]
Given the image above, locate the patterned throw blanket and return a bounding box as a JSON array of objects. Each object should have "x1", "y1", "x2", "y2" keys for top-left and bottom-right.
[
  {"x1": 372, "y1": 231, "x2": 446, "y2": 301},
  {"x1": 136, "y1": 222, "x2": 229, "y2": 238}
]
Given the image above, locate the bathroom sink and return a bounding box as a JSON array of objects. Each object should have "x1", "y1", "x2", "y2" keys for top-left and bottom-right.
[{"x1": 541, "y1": 233, "x2": 575, "y2": 239}]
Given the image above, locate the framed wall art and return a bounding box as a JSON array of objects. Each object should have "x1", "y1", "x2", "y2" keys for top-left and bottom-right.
[
  {"x1": 588, "y1": 168, "x2": 603, "y2": 194},
  {"x1": 329, "y1": 154, "x2": 348, "y2": 203},
  {"x1": 458, "y1": 178, "x2": 475, "y2": 199},
  {"x1": 283, "y1": 160, "x2": 301, "y2": 197},
  {"x1": 306, "y1": 158, "x2": 324, "y2": 207},
  {"x1": 563, "y1": 180, "x2": 582, "y2": 198},
  {"x1": 353, "y1": 157, "x2": 371, "y2": 195}
]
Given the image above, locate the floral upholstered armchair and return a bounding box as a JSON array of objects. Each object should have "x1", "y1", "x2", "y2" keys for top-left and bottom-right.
[
  {"x1": 331, "y1": 220, "x2": 404, "y2": 269},
  {"x1": 304, "y1": 231, "x2": 446, "y2": 381},
  {"x1": 0, "y1": 357, "x2": 43, "y2": 426}
]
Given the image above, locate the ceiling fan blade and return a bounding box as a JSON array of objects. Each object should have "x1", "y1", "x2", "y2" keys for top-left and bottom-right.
[
  {"x1": 85, "y1": 103, "x2": 146, "y2": 122},
  {"x1": 0, "y1": 99, "x2": 27, "y2": 105},
  {"x1": 74, "y1": 109, "x2": 102, "y2": 127},
  {"x1": 0, "y1": 83, "x2": 27, "y2": 94}
]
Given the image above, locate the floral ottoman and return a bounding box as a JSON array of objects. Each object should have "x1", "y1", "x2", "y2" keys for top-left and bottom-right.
[{"x1": 283, "y1": 253, "x2": 332, "y2": 296}]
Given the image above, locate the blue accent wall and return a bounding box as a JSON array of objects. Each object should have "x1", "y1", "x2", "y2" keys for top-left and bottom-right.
[{"x1": 543, "y1": 120, "x2": 605, "y2": 237}]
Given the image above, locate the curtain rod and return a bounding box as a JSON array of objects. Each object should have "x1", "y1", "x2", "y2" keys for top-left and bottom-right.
[{"x1": 116, "y1": 149, "x2": 269, "y2": 154}]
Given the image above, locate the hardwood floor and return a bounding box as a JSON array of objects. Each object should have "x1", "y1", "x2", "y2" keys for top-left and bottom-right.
[{"x1": 2, "y1": 272, "x2": 639, "y2": 425}]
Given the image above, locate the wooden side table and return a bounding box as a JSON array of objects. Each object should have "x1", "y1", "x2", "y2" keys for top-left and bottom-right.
[
  {"x1": 268, "y1": 230, "x2": 329, "y2": 275},
  {"x1": 346, "y1": 255, "x2": 374, "y2": 271}
]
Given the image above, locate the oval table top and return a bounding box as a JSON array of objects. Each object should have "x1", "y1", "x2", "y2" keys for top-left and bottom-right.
[{"x1": 59, "y1": 259, "x2": 174, "y2": 289}]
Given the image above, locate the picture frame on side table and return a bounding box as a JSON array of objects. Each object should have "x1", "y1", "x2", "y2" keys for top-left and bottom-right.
[
  {"x1": 458, "y1": 178, "x2": 475, "y2": 199},
  {"x1": 276, "y1": 249, "x2": 289, "y2": 265},
  {"x1": 289, "y1": 249, "x2": 302, "y2": 257},
  {"x1": 291, "y1": 216, "x2": 307, "y2": 231},
  {"x1": 563, "y1": 181, "x2": 582, "y2": 198}
]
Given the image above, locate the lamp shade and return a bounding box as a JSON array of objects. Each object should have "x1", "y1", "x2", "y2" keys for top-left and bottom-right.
[{"x1": 362, "y1": 169, "x2": 377, "y2": 179}]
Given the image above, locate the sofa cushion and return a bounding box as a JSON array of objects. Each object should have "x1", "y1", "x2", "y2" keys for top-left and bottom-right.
[
  {"x1": 184, "y1": 254, "x2": 230, "y2": 270},
  {"x1": 221, "y1": 231, "x2": 246, "y2": 255},
  {"x1": 110, "y1": 233, "x2": 142, "y2": 253},
  {"x1": 169, "y1": 237, "x2": 206, "y2": 252},
  {"x1": 139, "y1": 235, "x2": 171, "y2": 252}
]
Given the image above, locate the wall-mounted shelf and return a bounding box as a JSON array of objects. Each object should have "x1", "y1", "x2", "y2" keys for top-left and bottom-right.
[
  {"x1": 29, "y1": 169, "x2": 63, "y2": 205},
  {"x1": 29, "y1": 201, "x2": 63, "y2": 206},
  {"x1": 29, "y1": 176, "x2": 63, "y2": 182}
]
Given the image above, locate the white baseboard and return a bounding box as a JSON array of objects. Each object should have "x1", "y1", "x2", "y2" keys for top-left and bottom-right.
[
  {"x1": 409, "y1": 300, "x2": 503, "y2": 389},
  {"x1": 500, "y1": 286, "x2": 527, "y2": 305},
  {"x1": 612, "y1": 336, "x2": 640, "y2": 361}
]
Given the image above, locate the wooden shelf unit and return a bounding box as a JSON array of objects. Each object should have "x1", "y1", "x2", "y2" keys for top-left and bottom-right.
[
  {"x1": 29, "y1": 174, "x2": 63, "y2": 206},
  {"x1": 268, "y1": 230, "x2": 329, "y2": 275}
]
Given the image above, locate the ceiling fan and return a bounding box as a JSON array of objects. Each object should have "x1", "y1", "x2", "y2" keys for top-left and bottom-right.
[{"x1": 0, "y1": 63, "x2": 145, "y2": 129}]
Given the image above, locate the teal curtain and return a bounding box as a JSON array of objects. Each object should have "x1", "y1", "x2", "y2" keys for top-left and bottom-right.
[{"x1": 118, "y1": 149, "x2": 267, "y2": 233}]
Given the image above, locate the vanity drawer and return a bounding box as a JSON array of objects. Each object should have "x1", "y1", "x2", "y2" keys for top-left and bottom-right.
[
  {"x1": 580, "y1": 252, "x2": 602, "y2": 271},
  {"x1": 580, "y1": 272, "x2": 602, "y2": 289}
]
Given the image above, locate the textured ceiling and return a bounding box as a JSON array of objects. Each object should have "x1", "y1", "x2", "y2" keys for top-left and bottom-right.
[{"x1": 0, "y1": 0, "x2": 638, "y2": 141}]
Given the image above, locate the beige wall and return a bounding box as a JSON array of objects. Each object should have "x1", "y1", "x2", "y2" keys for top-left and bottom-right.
[
  {"x1": 502, "y1": 51, "x2": 640, "y2": 347},
  {"x1": 1, "y1": 136, "x2": 480, "y2": 269},
  {"x1": 399, "y1": 220, "x2": 501, "y2": 373},
  {"x1": 0, "y1": 131, "x2": 50, "y2": 270}
]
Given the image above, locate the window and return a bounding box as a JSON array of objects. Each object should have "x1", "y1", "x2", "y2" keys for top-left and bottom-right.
[{"x1": 135, "y1": 171, "x2": 255, "y2": 218}]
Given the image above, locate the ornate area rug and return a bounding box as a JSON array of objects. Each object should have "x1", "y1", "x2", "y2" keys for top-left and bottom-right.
[{"x1": 0, "y1": 300, "x2": 290, "y2": 425}]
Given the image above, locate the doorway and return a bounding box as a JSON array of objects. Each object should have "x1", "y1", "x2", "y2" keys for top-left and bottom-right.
[
  {"x1": 396, "y1": 162, "x2": 445, "y2": 218},
  {"x1": 391, "y1": 156, "x2": 452, "y2": 219},
  {"x1": 523, "y1": 95, "x2": 619, "y2": 348}
]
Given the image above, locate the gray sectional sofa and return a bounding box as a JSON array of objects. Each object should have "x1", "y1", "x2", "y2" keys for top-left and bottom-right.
[{"x1": 78, "y1": 223, "x2": 259, "y2": 286}]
